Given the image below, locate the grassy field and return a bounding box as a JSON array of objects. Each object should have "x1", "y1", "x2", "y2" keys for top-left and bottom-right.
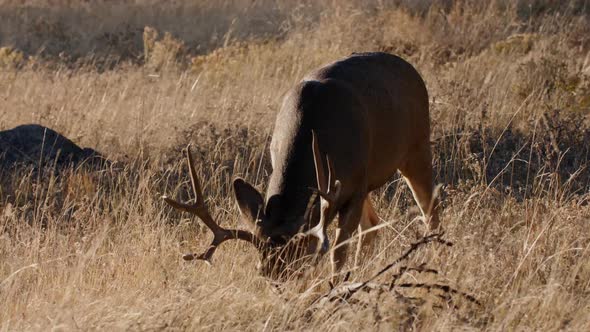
[{"x1": 1, "y1": 0, "x2": 590, "y2": 330}]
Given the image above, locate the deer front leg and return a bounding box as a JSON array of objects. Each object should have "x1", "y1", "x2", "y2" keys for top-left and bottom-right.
[{"x1": 331, "y1": 196, "x2": 366, "y2": 274}]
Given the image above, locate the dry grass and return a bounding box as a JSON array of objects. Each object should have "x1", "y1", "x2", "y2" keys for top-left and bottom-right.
[{"x1": 1, "y1": 0, "x2": 590, "y2": 330}]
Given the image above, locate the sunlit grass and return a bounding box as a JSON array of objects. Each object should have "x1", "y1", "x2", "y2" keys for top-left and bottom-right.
[{"x1": 1, "y1": 0, "x2": 589, "y2": 330}]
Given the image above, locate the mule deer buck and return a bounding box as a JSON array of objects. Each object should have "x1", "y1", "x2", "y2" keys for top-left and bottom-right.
[{"x1": 163, "y1": 52, "x2": 440, "y2": 279}]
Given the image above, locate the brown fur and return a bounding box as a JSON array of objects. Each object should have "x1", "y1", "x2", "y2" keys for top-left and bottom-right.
[{"x1": 233, "y1": 52, "x2": 439, "y2": 276}]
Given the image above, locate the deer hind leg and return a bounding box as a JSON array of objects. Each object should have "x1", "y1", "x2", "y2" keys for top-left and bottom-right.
[{"x1": 399, "y1": 145, "x2": 440, "y2": 231}]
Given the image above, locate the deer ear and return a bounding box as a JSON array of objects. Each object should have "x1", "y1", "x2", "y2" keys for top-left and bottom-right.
[{"x1": 233, "y1": 178, "x2": 265, "y2": 228}]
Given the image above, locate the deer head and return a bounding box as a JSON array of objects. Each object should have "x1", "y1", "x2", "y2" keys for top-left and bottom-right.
[{"x1": 163, "y1": 131, "x2": 340, "y2": 279}]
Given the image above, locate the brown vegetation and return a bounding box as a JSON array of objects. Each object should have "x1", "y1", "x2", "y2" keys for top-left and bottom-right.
[{"x1": 1, "y1": 0, "x2": 589, "y2": 330}]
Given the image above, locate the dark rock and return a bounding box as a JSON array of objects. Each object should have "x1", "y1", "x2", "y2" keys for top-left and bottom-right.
[{"x1": 0, "y1": 124, "x2": 105, "y2": 170}]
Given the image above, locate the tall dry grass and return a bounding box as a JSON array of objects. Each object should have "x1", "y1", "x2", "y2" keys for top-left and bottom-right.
[{"x1": 1, "y1": 0, "x2": 590, "y2": 330}]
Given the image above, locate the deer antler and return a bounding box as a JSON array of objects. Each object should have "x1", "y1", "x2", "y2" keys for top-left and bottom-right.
[
  {"x1": 303, "y1": 130, "x2": 342, "y2": 251},
  {"x1": 162, "y1": 145, "x2": 260, "y2": 263}
]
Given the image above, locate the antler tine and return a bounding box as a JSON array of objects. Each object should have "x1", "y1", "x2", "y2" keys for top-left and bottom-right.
[
  {"x1": 162, "y1": 145, "x2": 260, "y2": 263},
  {"x1": 310, "y1": 131, "x2": 341, "y2": 204},
  {"x1": 303, "y1": 131, "x2": 342, "y2": 252},
  {"x1": 312, "y1": 130, "x2": 327, "y2": 192},
  {"x1": 189, "y1": 228, "x2": 258, "y2": 263},
  {"x1": 186, "y1": 146, "x2": 206, "y2": 213},
  {"x1": 326, "y1": 154, "x2": 333, "y2": 191}
]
